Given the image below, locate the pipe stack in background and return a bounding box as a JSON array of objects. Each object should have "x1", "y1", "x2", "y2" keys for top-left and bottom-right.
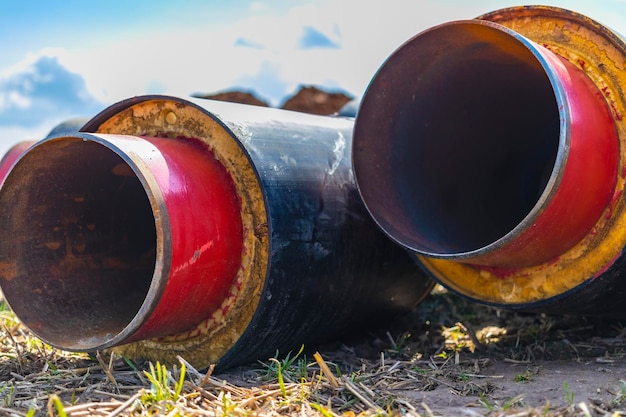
[
  {"x1": 0, "y1": 96, "x2": 433, "y2": 369},
  {"x1": 354, "y1": 6, "x2": 626, "y2": 316},
  {"x1": 0, "y1": 118, "x2": 88, "y2": 185},
  {"x1": 1, "y1": 5, "x2": 626, "y2": 370}
]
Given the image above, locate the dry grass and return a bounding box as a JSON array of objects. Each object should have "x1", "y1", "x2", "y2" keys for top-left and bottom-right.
[{"x1": 1, "y1": 290, "x2": 625, "y2": 416}]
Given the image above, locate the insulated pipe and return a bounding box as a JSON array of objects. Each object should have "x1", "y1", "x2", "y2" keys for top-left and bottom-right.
[
  {"x1": 0, "y1": 142, "x2": 33, "y2": 186},
  {"x1": 45, "y1": 117, "x2": 90, "y2": 138},
  {"x1": 0, "y1": 96, "x2": 433, "y2": 369},
  {"x1": 353, "y1": 6, "x2": 626, "y2": 316}
]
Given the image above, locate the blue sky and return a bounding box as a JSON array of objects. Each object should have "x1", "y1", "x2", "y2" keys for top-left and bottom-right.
[{"x1": 1, "y1": 0, "x2": 626, "y2": 155}]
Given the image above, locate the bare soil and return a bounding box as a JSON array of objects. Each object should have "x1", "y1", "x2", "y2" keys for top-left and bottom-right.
[
  {"x1": 1, "y1": 289, "x2": 626, "y2": 416},
  {"x1": 207, "y1": 288, "x2": 626, "y2": 416}
]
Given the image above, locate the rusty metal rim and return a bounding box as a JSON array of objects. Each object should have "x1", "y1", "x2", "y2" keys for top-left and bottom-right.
[
  {"x1": 353, "y1": 16, "x2": 618, "y2": 267},
  {"x1": 42, "y1": 132, "x2": 172, "y2": 351},
  {"x1": 82, "y1": 96, "x2": 272, "y2": 368},
  {"x1": 403, "y1": 19, "x2": 572, "y2": 262},
  {"x1": 419, "y1": 5, "x2": 626, "y2": 306}
]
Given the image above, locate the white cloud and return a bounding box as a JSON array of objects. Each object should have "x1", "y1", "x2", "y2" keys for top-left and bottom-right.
[
  {"x1": 0, "y1": 121, "x2": 55, "y2": 158},
  {"x1": 3, "y1": 0, "x2": 626, "y2": 144},
  {"x1": 0, "y1": 1, "x2": 472, "y2": 114},
  {"x1": 0, "y1": 91, "x2": 31, "y2": 112},
  {"x1": 0, "y1": 49, "x2": 106, "y2": 152},
  {"x1": 249, "y1": 1, "x2": 269, "y2": 13},
  {"x1": 0, "y1": 0, "x2": 479, "y2": 138},
  {"x1": 0, "y1": 51, "x2": 105, "y2": 122},
  {"x1": 57, "y1": 2, "x2": 351, "y2": 105}
]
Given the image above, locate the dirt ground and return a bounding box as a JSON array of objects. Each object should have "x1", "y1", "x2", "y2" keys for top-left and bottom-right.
[
  {"x1": 387, "y1": 356, "x2": 626, "y2": 415},
  {"x1": 1, "y1": 288, "x2": 626, "y2": 416},
  {"x1": 201, "y1": 288, "x2": 626, "y2": 416}
]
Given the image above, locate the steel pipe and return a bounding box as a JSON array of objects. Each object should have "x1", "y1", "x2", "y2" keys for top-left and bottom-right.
[
  {"x1": 353, "y1": 6, "x2": 626, "y2": 316},
  {"x1": 0, "y1": 96, "x2": 433, "y2": 369}
]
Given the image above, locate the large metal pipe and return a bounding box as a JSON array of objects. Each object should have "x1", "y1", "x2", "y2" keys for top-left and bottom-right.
[
  {"x1": 353, "y1": 6, "x2": 626, "y2": 316},
  {"x1": 0, "y1": 96, "x2": 433, "y2": 369}
]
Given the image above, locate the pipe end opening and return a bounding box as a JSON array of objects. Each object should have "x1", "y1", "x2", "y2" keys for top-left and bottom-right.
[
  {"x1": 0, "y1": 138, "x2": 157, "y2": 350},
  {"x1": 354, "y1": 21, "x2": 560, "y2": 258}
]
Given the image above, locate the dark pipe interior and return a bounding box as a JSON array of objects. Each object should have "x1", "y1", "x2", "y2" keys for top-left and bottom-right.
[
  {"x1": 0, "y1": 139, "x2": 156, "y2": 349},
  {"x1": 357, "y1": 23, "x2": 560, "y2": 255}
]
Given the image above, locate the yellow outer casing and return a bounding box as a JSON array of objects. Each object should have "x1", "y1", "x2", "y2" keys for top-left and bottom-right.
[{"x1": 94, "y1": 99, "x2": 270, "y2": 367}]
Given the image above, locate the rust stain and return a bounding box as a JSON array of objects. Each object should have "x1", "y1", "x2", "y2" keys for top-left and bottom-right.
[
  {"x1": 0, "y1": 262, "x2": 18, "y2": 281},
  {"x1": 111, "y1": 163, "x2": 134, "y2": 177},
  {"x1": 601, "y1": 86, "x2": 623, "y2": 121},
  {"x1": 253, "y1": 222, "x2": 268, "y2": 238},
  {"x1": 44, "y1": 241, "x2": 62, "y2": 250},
  {"x1": 606, "y1": 188, "x2": 624, "y2": 220}
]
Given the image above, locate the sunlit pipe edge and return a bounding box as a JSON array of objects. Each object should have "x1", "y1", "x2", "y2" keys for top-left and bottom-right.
[{"x1": 354, "y1": 6, "x2": 626, "y2": 312}]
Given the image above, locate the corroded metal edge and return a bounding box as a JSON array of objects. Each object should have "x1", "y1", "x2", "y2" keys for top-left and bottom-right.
[
  {"x1": 418, "y1": 6, "x2": 626, "y2": 311},
  {"x1": 84, "y1": 97, "x2": 270, "y2": 368}
]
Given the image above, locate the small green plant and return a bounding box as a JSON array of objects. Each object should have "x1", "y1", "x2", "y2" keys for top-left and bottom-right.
[
  {"x1": 269, "y1": 357, "x2": 289, "y2": 397},
  {"x1": 333, "y1": 363, "x2": 342, "y2": 378},
  {"x1": 46, "y1": 360, "x2": 58, "y2": 373},
  {"x1": 0, "y1": 382, "x2": 15, "y2": 407},
  {"x1": 349, "y1": 371, "x2": 363, "y2": 383},
  {"x1": 219, "y1": 391, "x2": 238, "y2": 416},
  {"x1": 311, "y1": 402, "x2": 334, "y2": 417},
  {"x1": 0, "y1": 302, "x2": 19, "y2": 329},
  {"x1": 612, "y1": 379, "x2": 626, "y2": 406},
  {"x1": 514, "y1": 373, "x2": 528, "y2": 383},
  {"x1": 514, "y1": 369, "x2": 533, "y2": 383},
  {"x1": 140, "y1": 361, "x2": 186, "y2": 409},
  {"x1": 411, "y1": 367, "x2": 428, "y2": 375},
  {"x1": 457, "y1": 372, "x2": 471, "y2": 382},
  {"x1": 47, "y1": 394, "x2": 67, "y2": 417},
  {"x1": 479, "y1": 393, "x2": 494, "y2": 412},
  {"x1": 479, "y1": 393, "x2": 524, "y2": 412},
  {"x1": 122, "y1": 355, "x2": 140, "y2": 372},
  {"x1": 261, "y1": 345, "x2": 307, "y2": 399},
  {"x1": 563, "y1": 381, "x2": 575, "y2": 406},
  {"x1": 502, "y1": 395, "x2": 525, "y2": 411},
  {"x1": 388, "y1": 332, "x2": 411, "y2": 357},
  {"x1": 261, "y1": 345, "x2": 307, "y2": 382}
]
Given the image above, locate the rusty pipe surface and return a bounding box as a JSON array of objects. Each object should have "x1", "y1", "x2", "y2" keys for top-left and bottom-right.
[
  {"x1": 353, "y1": 6, "x2": 626, "y2": 315},
  {"x1": 0, "y1": 96, "x2": 433, "y2": 369}
]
